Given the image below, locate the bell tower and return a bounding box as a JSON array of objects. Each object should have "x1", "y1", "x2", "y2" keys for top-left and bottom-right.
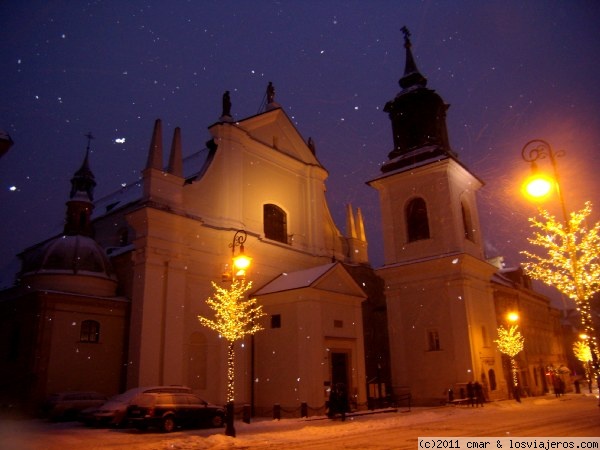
[
  {"x1": 368, "y1": 28, "x2": 504, "y2": 404},
  {"x1": 369, "y1": 27, "x2": 485, "y2": 265}
]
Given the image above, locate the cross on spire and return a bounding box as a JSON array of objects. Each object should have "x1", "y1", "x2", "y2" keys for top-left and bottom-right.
[{"x1": 84, "y1": 132, "x2": 95, "y2": 152}]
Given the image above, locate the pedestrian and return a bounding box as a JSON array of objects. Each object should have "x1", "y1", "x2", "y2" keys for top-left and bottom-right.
[
  {"x1": 474, "y1": 381, "x2": 484, "y2": 407},
  {"x1": 336, "y1": 383, "x2": 349, "y2": 421},
  {"x1": 328, "y1": 385, "x2": 338, "y2": 418},
  {"x1": 466, "y1": 381, "x2": 474, "y2": 407}
]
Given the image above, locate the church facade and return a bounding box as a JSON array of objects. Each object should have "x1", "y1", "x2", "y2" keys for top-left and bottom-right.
[{"x1": 0, "y1": 30, "x2": 570, "y2": 414}]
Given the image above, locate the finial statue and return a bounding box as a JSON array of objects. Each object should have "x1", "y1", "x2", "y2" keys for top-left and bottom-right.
[
  {"x1": 267, "y1": 82, "x2": 275, "y2": 104},
  {"x1": 222, "y1": 91, "x2": 232, "y2": 118}
]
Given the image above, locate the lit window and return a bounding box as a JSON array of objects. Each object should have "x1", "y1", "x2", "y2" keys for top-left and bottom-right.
[
  {"x1": 406, "y1": 197, "x2": 430, "y2": 242},
  {"x1": 80, "y1": 320, "x2": 100, "y2": 343}
]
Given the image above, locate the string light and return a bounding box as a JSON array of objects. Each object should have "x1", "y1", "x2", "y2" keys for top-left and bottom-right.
[
  {"x1": 198, "y1": 280, "x2": 265, "y2": 403},
  {"x1": 521, "y1": 201, "x2": 600, "y2": 385},
  {"x1": 495, "y1": 324, "x2": 524, "y2": 387}
]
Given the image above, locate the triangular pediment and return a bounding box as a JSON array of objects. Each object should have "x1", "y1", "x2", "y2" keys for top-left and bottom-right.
[
  {"x1": 254, "y1": 262, "x2": 366, "y2": 299},
  {"x1": 237, "y1": 108, "x2": 322, "y2": 167}
]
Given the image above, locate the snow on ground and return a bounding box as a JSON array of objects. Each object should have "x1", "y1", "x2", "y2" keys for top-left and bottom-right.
[{"x1": 1, "y1": 394, "x2": 598, "y2": 450}]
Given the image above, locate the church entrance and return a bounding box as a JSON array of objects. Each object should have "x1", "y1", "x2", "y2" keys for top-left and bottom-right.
[{"x1": 331, "y1": 351, "x2": 350, "y2": 401}]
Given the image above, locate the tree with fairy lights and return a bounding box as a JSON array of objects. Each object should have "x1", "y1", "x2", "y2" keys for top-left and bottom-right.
[
  {"x1": 198, "y1": 279, "x2": 265, "y2": 437},
  {"x1": 573, "y1": 339, "x2": 595, "y2": 393},
  {"x1": 521, "y1": 201, "x2": 600, "y2": 393},
  {"x1": 494, "y1": 324, "x2": 524, "y2": 402}
]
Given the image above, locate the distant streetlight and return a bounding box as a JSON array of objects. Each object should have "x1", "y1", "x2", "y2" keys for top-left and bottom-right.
[
  {"x1": 520, "y1": 139, "x2": 600, "y2": 402},
  {"x1": 507, "y1": 312, "x2": 519, "y2": 323}
]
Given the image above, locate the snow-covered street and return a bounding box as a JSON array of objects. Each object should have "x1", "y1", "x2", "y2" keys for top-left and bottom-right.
[{"x1": 2, "y1": 394, "x2": 598, "y2": 450}]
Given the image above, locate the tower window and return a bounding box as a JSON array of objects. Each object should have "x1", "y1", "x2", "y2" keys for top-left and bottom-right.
[
  {"x1": 264, "y1": 204, "x2": 287, "y2": 243},
  {"x1": 462, "y1": 201, "x2": 475, "y2": 242},
  {"x1": 80, "y1": 320, "x2": 100, "y2": 343},
  {"x1": 406, "y1": 197, "x2": 430, "y2": 242}
]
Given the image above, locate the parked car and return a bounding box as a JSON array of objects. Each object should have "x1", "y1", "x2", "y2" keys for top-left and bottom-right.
[
  {"x1": 126, "y1": 392, "x2": 225, "y2": 432},
  {"x1": 41, "y1": 391, "x2": 107, "y2": 421},
  {"x1": 80, "y1": 385, "x2": 192, "y2": 427}
]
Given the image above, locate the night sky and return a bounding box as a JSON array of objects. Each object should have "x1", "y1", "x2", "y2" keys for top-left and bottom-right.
[{"x1": 2, "y1": 1, "x2": 600, "y2": 304}]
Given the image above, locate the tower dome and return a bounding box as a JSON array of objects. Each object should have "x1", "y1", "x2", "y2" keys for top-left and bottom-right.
[
  {"x1": 19, "y1": 135, "x2": 117, "y2": 297},
  {"x1": 20, "y1": 235, "x2": 117, "y2": 297}
]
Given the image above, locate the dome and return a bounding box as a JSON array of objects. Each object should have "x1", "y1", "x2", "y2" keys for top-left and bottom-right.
[{"x1": 21, "y1": 235, "x2": 118, "y2": 297}]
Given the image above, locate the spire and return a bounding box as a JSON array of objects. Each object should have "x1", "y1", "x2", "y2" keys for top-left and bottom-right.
[
  {"x1": 64, "y1": 134, "x2": 96, "y2": 236},
  {"x1": 346, "y1": 204, "x2": 357, "y2": 239},
  {"x1": 167, "y1": 127, "x2": 183, "y2": 177},
  {"x1": 399, "y1": 26, "x2": 427, "y2": 90},
  {"x1": 69, "y1": 132, "x2": 97, "y2": 201},
  {"x1": 146, "y1": 119, "x2": 163, "y2": 170},
  {"x1": 356, "y1": 207, "x2": 366, "y2": 241}
]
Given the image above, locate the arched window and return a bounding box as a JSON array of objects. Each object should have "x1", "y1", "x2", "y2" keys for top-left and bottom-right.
[
  {"x1": 80, "y1": 320, "x2": 100, "y2": 343},
  {"x1": 406, "y1": 197, "x2": 430, "y2": 242},
  {"x1": 188, "y1": 332, "x2": 208, "y2": 390},
  {"x1": 264, "y1": 204, "x2": 287, "y2": 243},
  {"x1": 462, "y1": 201, "x2": 475, "y2": 241}
]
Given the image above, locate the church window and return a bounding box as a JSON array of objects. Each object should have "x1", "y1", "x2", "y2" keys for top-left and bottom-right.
[
  {"x1": 264, "y1": 204, "x2": 287, "y2": 243},
  {"x1": 271, "y1": 314, "x2": 281, "y2": 329},
  {"x1": 406, "y1": 197, "x2": 430, "y2": 242},
  {"x1": 462, "y1": 201, "x2": 475, "y2": 241},
  {"x1": 80, "y1": 320, "x2": 100, "y2": 343},
  {"x1": 427, "y1": 329, "x2": 441, "y2": 351}
]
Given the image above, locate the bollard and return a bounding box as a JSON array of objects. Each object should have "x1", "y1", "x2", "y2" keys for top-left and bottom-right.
[
  {"x1": 243, "y1": 404, "x2": 251, "y2": 423},
  {"x1": 273, "y1": 403, "x2": 281, "y2": 420},
  {"x1": 300, "y1": 402, "x2": 308, "y2": 418}
]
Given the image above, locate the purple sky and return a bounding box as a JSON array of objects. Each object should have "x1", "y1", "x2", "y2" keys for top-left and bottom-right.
[{"x1": 1, "y1": 1, "x2": 599, "y2": 297}]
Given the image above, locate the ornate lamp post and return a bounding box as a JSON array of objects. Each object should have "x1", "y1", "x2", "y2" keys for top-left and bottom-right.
[
  {"x1": 520, "y1": 139, "x2": 600, "y2": 401},
  {"x1": 198, "y1": 230, "x2": 264, "y2": 437}
]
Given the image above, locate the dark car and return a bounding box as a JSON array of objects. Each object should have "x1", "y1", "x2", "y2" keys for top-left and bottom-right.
[
  {"x1": 126, "y1": 392, "x2": 225, "y2": 432},
  {"x1": 80, "y1": 385, "x2": 192, "y2": 427},
  {"x1": 41, "y1": 391, "x2": 108, "y2": 421}
]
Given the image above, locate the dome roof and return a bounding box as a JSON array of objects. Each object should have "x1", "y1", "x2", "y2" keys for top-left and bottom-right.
[
  {"x1": 20, "y1": 235, "x2": 118, "y2": 297},
  {"x1": 22, "y1": 235, "x2": 115, "y2": 278}
]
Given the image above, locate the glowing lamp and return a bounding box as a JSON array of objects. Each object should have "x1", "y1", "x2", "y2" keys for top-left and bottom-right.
[
  {"x1": 507, "y1": 312, "x2": 519, "y2": 323},
  {"x1": 523, "y1": 173, "x2": 553, "y2": 200}
]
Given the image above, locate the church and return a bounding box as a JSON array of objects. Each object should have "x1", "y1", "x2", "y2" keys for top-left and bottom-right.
[{"x1": 0, "y1": 30, "x2": 570, "y2": 415}]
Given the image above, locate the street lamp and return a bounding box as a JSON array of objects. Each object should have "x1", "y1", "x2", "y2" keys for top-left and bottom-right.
[
  {"x1": 222, "y1": 230, "x2": 252, "y2": 281},
  {"x1": 520, "y1": 139, "x2": 600, "y2": 401}
]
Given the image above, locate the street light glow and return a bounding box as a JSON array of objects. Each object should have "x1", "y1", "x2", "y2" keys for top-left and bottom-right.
[
  {"x1": 523, "y1": 175, "x2": 553, "y2": 200},
  {"x1": 507, "y1": 312, "x2": 520, "y2": 322}
]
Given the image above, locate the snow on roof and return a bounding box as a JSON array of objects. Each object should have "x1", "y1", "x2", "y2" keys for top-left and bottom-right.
[
  {"x1": 254, "y1": 262, "x2": 338, "y2": 296},
  {"x1": 92, "y1": 147, "x2": 212, "y2": 219}
]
